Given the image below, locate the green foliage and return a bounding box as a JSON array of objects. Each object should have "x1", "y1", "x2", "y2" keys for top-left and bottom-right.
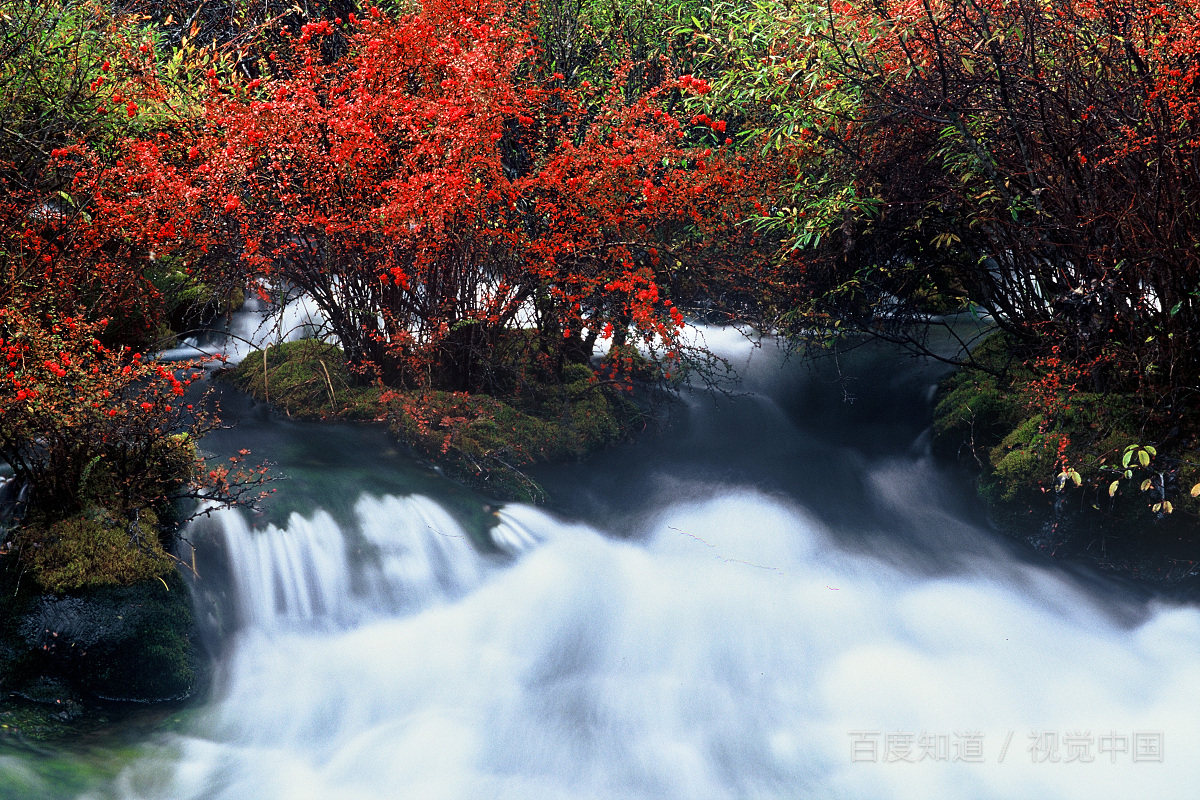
[
  {"x1": 934, "y1": 333, "x2": 1200, "y2": 535},
  {"x1": 147, "y1": 258, "x2": 244, "y2": 341},
  {"x1": 679, "y1": 0, "x2": 867, "y2": 246},
  {"x1": 539, "y1": 0, "x2": 707, "y2": 91},
  {"x1": 932, "y1": 334, "x2": 1026, "y2": 454},
  {"x1": 987, "y1": 415, "x2": 1052, "y2": 504},
  {"x1": 0, "y1": 0, "x2": 115, "y2": 179}
]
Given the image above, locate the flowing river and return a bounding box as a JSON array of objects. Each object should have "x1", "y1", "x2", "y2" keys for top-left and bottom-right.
[{"x1": 5, "y1": 324, "x2": 1199, "y2": 799}]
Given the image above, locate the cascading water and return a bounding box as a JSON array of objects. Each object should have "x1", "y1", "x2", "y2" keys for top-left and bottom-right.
[
  {"x1": 49, "y1": 324, "x2": 1200, "y2": 799},
  {"x1": 157, "y1": 291, "x2": 326, "y2": 365},
  {"x1": 214, "y1": 495, "x2": 490, "y2": 631},
  {"x1": 107, "y1": 488, "x2": 1200, "y2": 800}
]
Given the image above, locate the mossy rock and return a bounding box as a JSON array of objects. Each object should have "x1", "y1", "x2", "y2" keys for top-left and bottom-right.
[
  {"x1": 20, "y1": 511, "x2": 173, "y2": 594},
  {"x1": 228, "y1": 341, "x2": 639, "y2": 502},
  {"x1": 933, "y1": 331, "x2": 1200, "y2": 561},
  {"x1": 386, "y1": 367, "x2": 638, "y2": 502},
  {"x1": 0, "y1": 554, "x2": 196, "y2": 707},
  {"x1": 226, "y1": 340, "x2": 382, "y2": 420},
  {"x1": 932, "y1": 332, "x2": 1030, "y2": 460},
  {"x1": 17, "y1": 569, "x2": 196, "y2": 702},
  {"x1": 984, "y1": 414, "x2": 1053, "y2": 504}
]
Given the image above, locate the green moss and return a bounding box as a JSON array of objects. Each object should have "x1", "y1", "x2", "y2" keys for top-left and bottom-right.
[
  {"x1": 227, "y1": 340, "x2": 640, "y2": 502},
  {"x1": 934, "y1": 331, "x2": 1200, "y2": 546},
  {"x1": 932, "y1": 333, "x2": 1030, "y2": 461},
  {"x1": 0, "y1": 547, "x2": 197, "y2": 717},
  {"x1": 20, "y1": 512, "x2": 173, "y2": 594},
  {"x1": 386, "y1": 368, "x2": 637, "y2": 502},
  {"x1": 986, "y1": 415, "x2": 1052, "y2": 503},
  {"x1": 226, "y1": 340, "x2": 383, "y2": 420},
  {"x1": 81, "y1": 570, "x2": 196, "y2": 701}
]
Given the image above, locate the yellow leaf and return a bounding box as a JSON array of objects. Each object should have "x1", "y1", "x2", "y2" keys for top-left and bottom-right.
[
  {"x1": 1140, "y1": 479, "x2": 1153, "y2": 492},
  {"x1": 1152, "y1": 502, "x2": 1162, "y2": 513},
  {"x1": 1138, "y1": 450, "x2": 1151, "y2": 467},
  {"x1": 1108, "y1": 481, "x2": 1119, "y2": 497},
  {"x1": 1191, "y1": 483, "x2": 1200, "y2": 498},
  {"x1": 1164, "y1": 501, "x2": 1174, "y2": 514}
]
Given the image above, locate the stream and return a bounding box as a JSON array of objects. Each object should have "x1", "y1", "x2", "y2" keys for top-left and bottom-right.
[{"x1": 4, "y1": 322, "x2": 1199, "y2": 799}]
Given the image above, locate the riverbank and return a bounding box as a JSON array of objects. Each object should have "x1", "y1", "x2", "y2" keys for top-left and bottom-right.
[
  {"x1": 0, "y1": 556, "x2": 201, "y2": 747},
  {"x1": 932, "y1": 332, "x2": 1200, "y2": 582},
  {"x1": 223, "y1": 339, "x2": 647, "y2": 503}
]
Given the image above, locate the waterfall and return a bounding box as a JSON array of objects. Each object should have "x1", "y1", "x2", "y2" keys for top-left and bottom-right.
[
  {"x1": 105, "y1": 489, "x2": 1200, "y2": 800},
  {"x1": 157, "y1": 291, "x2": 327, "y2": 365},
  {"x1": 79, "y1": 321, "x2": 1197, "y2": 800},
  {"x1": 215, "y1": 495, "x2": 493, "y2": 631}
]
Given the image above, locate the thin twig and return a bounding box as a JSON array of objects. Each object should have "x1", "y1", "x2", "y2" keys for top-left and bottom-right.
[{"x1": 318, "y1": 358, "x2": 337, "y2": 411}]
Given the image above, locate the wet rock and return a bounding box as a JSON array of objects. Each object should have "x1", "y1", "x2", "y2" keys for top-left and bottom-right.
[{"x1": 1, "y1": 563, "x2": 197, "y2": 705}]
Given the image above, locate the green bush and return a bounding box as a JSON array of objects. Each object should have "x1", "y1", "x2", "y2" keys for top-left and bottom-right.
[{"x1": 934, "y1": 332, "x2": 1200, "y2": 538}]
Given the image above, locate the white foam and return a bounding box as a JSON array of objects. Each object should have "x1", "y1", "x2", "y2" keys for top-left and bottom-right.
[{"x1": 112, "y1": 491, "x2": 1200, "y2": 799}]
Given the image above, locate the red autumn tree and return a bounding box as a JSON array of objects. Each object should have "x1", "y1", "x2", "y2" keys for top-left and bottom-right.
[
  {"x1": 152, "y1": 0, "x2": 762, "y2": 392},
  {"x1": 0, "y1": 3, "x2": 277, "y2": 587},
  {"x1": 0, "y1": 308, "x2": 273, "y2": 589}
]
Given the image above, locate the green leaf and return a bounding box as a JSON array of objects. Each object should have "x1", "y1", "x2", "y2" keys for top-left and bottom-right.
[{"x1": 1138, "y1": 450, "x2": 1151, "y2": 467}]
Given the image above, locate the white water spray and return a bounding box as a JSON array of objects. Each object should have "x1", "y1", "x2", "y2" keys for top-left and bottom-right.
[
  {"x1": 106, "y1": 488, "x2": 1200, "y2": 800},
  {"x1": 157, "y1": 292, "x2": 327, "y2": 365}
]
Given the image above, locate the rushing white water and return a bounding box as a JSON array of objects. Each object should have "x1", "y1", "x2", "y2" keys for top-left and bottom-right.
[
  {"x1": 103, "y1": 485, "x2": 1200, "y2": 800},
  {"x1": 157, "y1": 292, "x2": 327, "y2": 365}
]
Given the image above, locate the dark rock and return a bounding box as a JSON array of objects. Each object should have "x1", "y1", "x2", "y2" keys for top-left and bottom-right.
[{"x1": 0, "y1": 562, "x2": 197, "y2": 705}]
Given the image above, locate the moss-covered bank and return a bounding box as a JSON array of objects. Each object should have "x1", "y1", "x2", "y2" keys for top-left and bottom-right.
[
  {"x1": 226, "y1": 340, "x2": 644, "y2": 502},
  {"x1": 223, "y1": 340, "x2": 385, "y2": 422},
  {"x1": 933, "y1": 333, "x2": 1200, "y2": 578}
]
